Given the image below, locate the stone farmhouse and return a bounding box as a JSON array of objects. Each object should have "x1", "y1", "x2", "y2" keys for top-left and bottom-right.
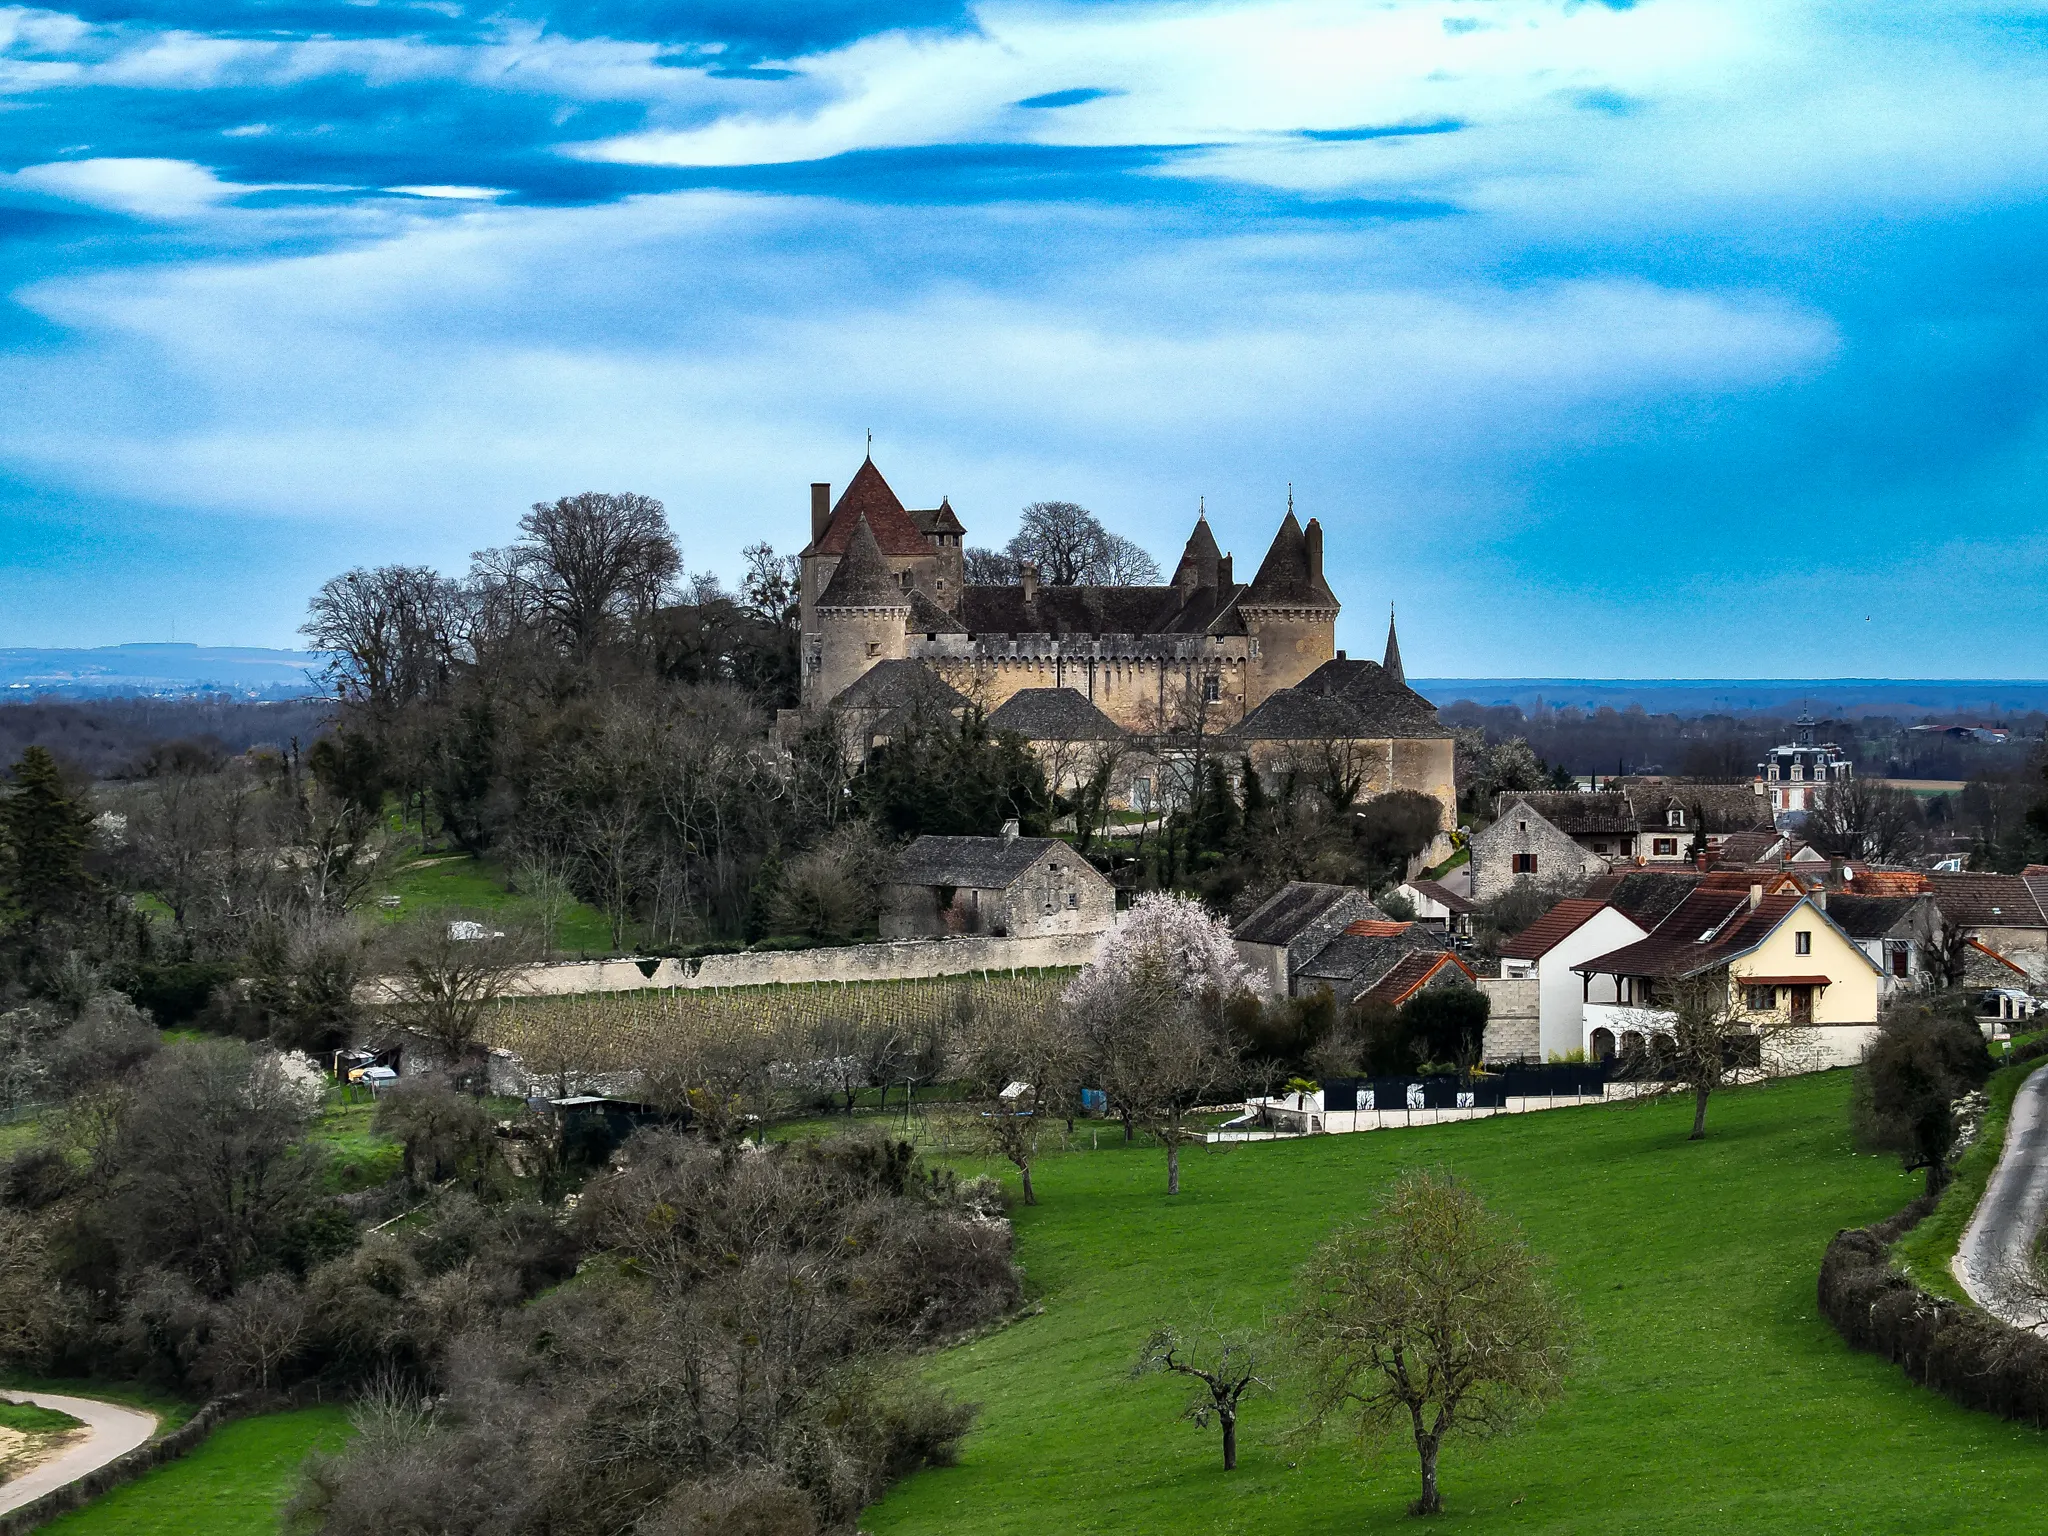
[
  {"x1": 881, "y1": 830, "x2": 1117, "y2": 940},
  {"x1": 1468, "y1": 785, "x2": 1775, "y2": 901},
  {"x1": 796, "y1": 457, "x2": 1456, "y2": 827}
]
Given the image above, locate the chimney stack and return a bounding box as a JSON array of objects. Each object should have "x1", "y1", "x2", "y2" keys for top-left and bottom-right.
[
  {"x1": 810, "y1": 483, "x2": 831, "y2": 544},
  {"x1": 1304, "y1": 517, "x2": 1325, "y2": 585},
  {"x1": 1021, "y1": 562, "x2": 1039, "y2": 603},
  {"x1": 1695, "y1": 848, "x2": 1708, "y2": 873},
  {"x1": 1218, "y1": 553, "x2": 1234, "y2": 586},
  {"x1": 1001, "y1": 818, "x2": 1020, "y2": 842},
  {"x1": 1749, "y1": 883, "x2": 1763, "y2": 910}
]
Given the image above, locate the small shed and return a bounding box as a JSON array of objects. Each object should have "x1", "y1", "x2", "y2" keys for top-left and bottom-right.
[{"x1": 882, "y1": 831, "x2": 1116, "y2": 940}]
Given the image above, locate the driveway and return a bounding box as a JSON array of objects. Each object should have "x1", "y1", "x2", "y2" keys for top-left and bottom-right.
[
  {"x1": 0, "y1": 1392, "x2": 158, "y2": 1516},
  {"x1": 1954, "y1": 1064, "x2": 2048, "y2": 1329}
]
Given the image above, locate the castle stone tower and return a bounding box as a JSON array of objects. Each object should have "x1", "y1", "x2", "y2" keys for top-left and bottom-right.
[
  {"x1": 1238, "y1": 510, "x2": 1339, "y2": 707},
  {"x1": 805, "y1": 515, "x2": 911, "y2": 708}
]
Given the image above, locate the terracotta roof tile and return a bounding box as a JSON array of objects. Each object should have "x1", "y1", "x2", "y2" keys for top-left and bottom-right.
[
  {"x1": 1345, "y1": 919, "x2": 1416, "y2": 938},
  {"x1": 1359, "y1": 950, "x2": 1475, "y2": 1007},
  {"x1": 808, "y1": 459, "x2": 933, "y2": 558},
  {"x1": 1498, "y1": 898, "x2": 1612, "y2": 961}
]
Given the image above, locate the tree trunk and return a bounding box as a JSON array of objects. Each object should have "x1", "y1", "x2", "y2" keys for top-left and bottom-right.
[
  {"x1": 1166, "y1": 1135, "x2": 1180, "y2": 1195},
  {"x1": 1121, "y1": 1107, "x2": 1134, "y2": 1143},
  {"x1": 1689, "y1": 1083, "x2": 1710, "y2": 1140},
  {"x1": 1221, "y1": 1410, "x2": 1237, "y2": 1471},
  {"x1": 1413, "y1": 1431, "x2": 1442, "y2": 1515},
  {"x1": 1019, "y1": 1160, "x2": 1036, "y2": 1205}
]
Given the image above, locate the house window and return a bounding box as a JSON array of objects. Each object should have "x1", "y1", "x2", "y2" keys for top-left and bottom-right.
[
  {"x1": 1067, "y1": 892, "x2": 1079, "y2": 909},
  {"x1": 1795, "y1": 930, "x2": 1812, "y2": 955},
  {"x1": 1518, "y1": 820, "x2": 1528, "y2": 832},
  {"x1": 1890, "y1": 942, "x2": 1910, "y2": 978},
  {"x1": 1654, "y1": 837, "x2": 1678, "y2": 857},
  {"x1": 1668, "y1": 809, "x2": 1684, "y2": 826},
  {"x1": 1744, "y1": 985, "x2": 1777, "y2": 1011},
  {"x1": 1512, "y1": 853, "x2": 1538, "y2": 875}
]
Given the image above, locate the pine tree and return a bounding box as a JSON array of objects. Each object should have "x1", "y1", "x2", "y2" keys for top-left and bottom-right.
[{"x1": 1, "y1": 747, "x2": 96, "y2": 925}]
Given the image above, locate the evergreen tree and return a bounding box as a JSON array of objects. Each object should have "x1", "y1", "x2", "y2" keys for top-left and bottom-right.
[
  {"x1": 854, "y1": 712, "x2": 1051, "y2": 841},
  {"x1": 1, "y1": 747, "x2": 96, "y2": 926}
]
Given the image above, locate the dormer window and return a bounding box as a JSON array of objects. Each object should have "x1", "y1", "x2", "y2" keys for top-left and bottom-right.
[
  {"x1": 1668, "y1": 809, "x2": 1683, "y2": 827},
  {"x1": 1791, "y1": 764, "x2": 1803, "y2": 781}
]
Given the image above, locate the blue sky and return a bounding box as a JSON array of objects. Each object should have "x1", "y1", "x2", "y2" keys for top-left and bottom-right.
[{"x1": 2, "y1": 0, "x2": 2046, "y2": 676}]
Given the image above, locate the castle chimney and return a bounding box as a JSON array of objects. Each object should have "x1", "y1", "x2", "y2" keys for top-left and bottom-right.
[
  {"x1": 811, "y1": 483, "x2": 831, "y2": 544},
  {"x1": 1021, "y1": 562, "x2": 1039, "y2": 603},
  {"x1": 1219, "y1": 553, "x2": 1234, "y2": 586},
  {"x1": 1304, "y1": 517, "x2": 1325, "y2": 586}
]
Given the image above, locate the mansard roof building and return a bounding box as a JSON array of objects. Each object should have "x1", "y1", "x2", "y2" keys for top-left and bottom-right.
[{"x1": 797, "y1": 456, "x2": 1456, "y2": 826}]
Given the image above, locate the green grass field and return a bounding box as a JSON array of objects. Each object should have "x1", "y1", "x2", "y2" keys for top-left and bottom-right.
[
  {"x1": 1894, "y1": 1053, "x2": 2047, "y2": 1303},
  {"x1": 862, "y1": 1071, "x2": 2048, "y2": 1535},
  {"x1": 35, "y1": 1406, "x2": 351, "y2": 1536},
  {"x1": 375, "y1": 850, "x2": 616, "y2": 955},
  {"x1": 0, "y1": 1398, "x2": 83, "y2": 1433}
]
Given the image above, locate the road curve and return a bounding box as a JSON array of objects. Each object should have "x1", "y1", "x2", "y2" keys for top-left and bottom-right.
[
  {"x1": 0, "y1": 1392, "x2": 158, "y2": 1516},
  {"x1": 1954, "y1": 1064, "x2": 2048, "y2": 1329}
]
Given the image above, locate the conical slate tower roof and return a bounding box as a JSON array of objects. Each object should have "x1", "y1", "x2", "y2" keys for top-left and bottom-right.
[
  {"x1": 1171, "y1": 509, "x2": 1222, "y2": 591},
  {"x1": 1243, "y1": 511, "x2": 1337, "y2": 608},
  {"x1": 1383, "y1": 606, "x2": 1405, "y2": 685},
  {"x1": 818, "y1": 515, "x2": 910, "y2": 608}
]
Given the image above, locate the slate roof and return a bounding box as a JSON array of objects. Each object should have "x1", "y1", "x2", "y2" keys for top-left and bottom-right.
[
  {"x1": 906, "y1": 586, "x2": 966, "y2": 634},
  {"x1": 1711, "y1": 829, "x2": 1785, "y2": 867},
  {"x1": 1498, "y1": 791, "x2": 1636, "y2": 837},
  {"x1": 1358, "y1": 950, "x2": 1474, "y2": 1007},
  {"x1": 892, "y1": 835, "x2": 1072, "y2": 888},
  {"x1": 1232, "y1": 657, "x2": 1445, "y2": 743},
  {"x1": 1581, "y1": 871, "x2": 1703, "y2": 928},
  {"x1": 818, "y1": 517, "x2": 911, "y2": 608},
  {"x1": 952, "y1": 582, "x2": 1248, "y2": 639},
  {"x1": 1825, "y1": 894, "x2": 1927, "y2": 941},
  {"x1": 1404, "y1": 877, "x2": 1473, "y2": 915},
  {"x1": 807, "y1": 459, "x2": 932, "y2": 558},
  {"x1": 984, "y1": 688, "x2": 1127, "y2": 742},
  {"x1": 1573, "y1": 891, "x2": 1818, "y2": 980},
  {"x1": 1498, "y1": 898, "x2": 1614, "y2": 962},
  {"x1": 1382, "y1": 610, "x2": 1405, "y2": 686},
  {"x1": 1234, "y1": 881, "x2": 1374, "y2": 947},
  {"x1": 1295, "y1": 927, "x2": 1442, "y2": 993},
  {"x1": 1635, "y1": 786, "x2": 1772, "y2": 835},
  {"x1": 1241, "y1": 513, "x2": 1337, "y2": 609},
  {"x1": 1929, "y1": 873, "x2": 2048, "y2": 929},
  {"x1": 830, "y1": 658, "x2": 968, "y2": 714},
  {"x1": 1170, "y1": 516, "x2": 1222, "y2": 591}
]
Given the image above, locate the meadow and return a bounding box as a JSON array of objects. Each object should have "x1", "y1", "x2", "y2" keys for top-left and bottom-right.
[{"x1": 863, "y1": 1071, "x2": 2048, "y2": 1535}]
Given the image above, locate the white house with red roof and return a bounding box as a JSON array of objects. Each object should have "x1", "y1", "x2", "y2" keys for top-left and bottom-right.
[{"x1": 1494, "y1": 898, "x2": 1651, "y2": 1061}]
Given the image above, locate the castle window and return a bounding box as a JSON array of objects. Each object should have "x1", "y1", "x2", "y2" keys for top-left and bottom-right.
[
  {"x1": 1203, "y1": 674, "x2": 1220, "y2": 703},
  {"x1": 866, "y1": 642, "x2": 880, "y2": 658},
  {"x1": 936, "y1": 578, "x2": 946, "y2": 590}
]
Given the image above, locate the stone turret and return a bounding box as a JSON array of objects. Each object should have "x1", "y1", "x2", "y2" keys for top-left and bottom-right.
[
  {"x1": 805, "y1": 515, "x2": 911, "y2": 708},
  {"x1": 1239, "y1": 504, "x2": 1339, "y2": 706},
  {"x1": 1383, "y1": 605, "x2": 1405, "y2": 686}
]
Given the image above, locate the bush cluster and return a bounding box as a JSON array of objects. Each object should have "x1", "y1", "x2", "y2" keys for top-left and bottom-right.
[{"x1": 1818, "y1": 1197, "x2": 2048, "y2": 1426}]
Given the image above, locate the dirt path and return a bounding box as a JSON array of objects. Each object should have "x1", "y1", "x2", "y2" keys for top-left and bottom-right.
[
  {"x1": 0, "y1": 1392, "x2": 158, "y2": 1516},
  {"x1": 1954, "y1": 1065, "x2": 2048, "y2": 1329}
]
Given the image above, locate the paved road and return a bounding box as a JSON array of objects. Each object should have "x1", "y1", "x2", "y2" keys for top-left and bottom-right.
[
  {"x1": 0, "y1": 1392, "x2": 158, "y2": 1516},
  {"x1": 1954, "y1": 1064, "x2": 2048, "y2": 1329}
]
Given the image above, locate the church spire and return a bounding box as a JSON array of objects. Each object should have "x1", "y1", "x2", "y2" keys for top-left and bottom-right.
[{"x1": 1383, "y1": 603, "x2": 1405, "y2": 685}]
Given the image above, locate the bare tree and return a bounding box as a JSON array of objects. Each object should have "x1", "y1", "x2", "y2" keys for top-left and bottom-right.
[
  {"x1": 302, "y1": 565, "x2": 463, "y2": 723},
  {"x1": 204, "y1": 1273, "x2": 309, "y2": 1391},
  {"x1": 1288, "y1": 1171, "x2": 1574, "y2": 1516},
  {"x1": 1007, "y1": 501, "x2": 1102, "y2": 585},
  {"x1": 381, "y1": 911, "x2": 534, "y2": 1080},
  {"x1": 1134, "y1": 1318, "x2": 1270, "y2": 1470},
  {"x1": 962, "y1": 546, "x2": 1019, "y2": 584},
  {"x1": 1093, "y1": 532, "x2": 1162, "y2": 585},
  {"x1": 510, "y1": 839, "x2": 577, "y2": 956},
  {"x1": 1615, "y1": 972, "x2": 1812, "y2": 1140},
  {"x1": 1808, "y1": 779, "x2": 1925, "y2": 863},
  {"x1": 507, "y1": 492, "x2": 681, "y2": 661}
]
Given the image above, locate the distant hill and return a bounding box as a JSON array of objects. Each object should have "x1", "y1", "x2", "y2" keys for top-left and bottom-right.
[
  {"x1": 1409, "y1": 678, "x2": 2048, "y2": 720},
  {"x1": 0, "y1": 644, "x2": 328, "y2": 699}
]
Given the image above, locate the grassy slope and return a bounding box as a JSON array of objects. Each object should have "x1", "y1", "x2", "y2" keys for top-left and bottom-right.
[
  {"x1": 36, "y1": 1406, "x2": 350, "y2": 1536},
  {"x1": 375, "y1": 851, "x2": 615, "y2": 955},
  {"x1": 865, "y1": 1073, "x2": 2048, "y2": 1535},
  {"x1": 1894, "y1": 1055, "x2": 2048, "y2": 1304}
]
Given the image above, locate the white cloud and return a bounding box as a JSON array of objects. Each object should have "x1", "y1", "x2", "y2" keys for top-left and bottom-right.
[
  {"x1": 9, "y1": 156, "x2": 239, "y2": 216},
  {"x1": 384, "y1": 184, "x2": 508, "y2": 200}
]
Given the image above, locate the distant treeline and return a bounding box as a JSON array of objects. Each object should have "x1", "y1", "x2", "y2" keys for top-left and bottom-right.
[
  {"x1": 0, "y1": 696, "x2": 336, "y2": 779},
  {"x1": 1441, "y1": 701, "x2": 2048, "y2": 782}
]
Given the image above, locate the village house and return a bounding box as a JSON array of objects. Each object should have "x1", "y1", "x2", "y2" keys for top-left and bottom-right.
[
  {"x1": 1231, "y1": 880, "x2": 1386, "y2": 995},
  {"x1": 1826, "y1": 892, "x2": 1941, "y2": 1003},
  {"x1": 1495, "y1": 898, "x2": 1651, "y2": 1061},
  {"x1": 1395, "y1": 871, "x2": 1475, "y2": 937},
  {"x1": 1928, "y1": 872, "x2": 2048, "y2": 988},
  {"x1": 1469, "y1": 787, "x2": 1778, "y2": 902},
  {"x1": 880, "y1": 830, "x2": 1116, "y2": 940},
  {"x1": 1572, "y1": 886, "x2": 1883, "y2": 1069},
  {"x1": 1291, "y1": 920, "x2": 1475, "y2": 1007}
]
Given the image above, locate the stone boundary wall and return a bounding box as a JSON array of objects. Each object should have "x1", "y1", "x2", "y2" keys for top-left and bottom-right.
[
  {"x1": 491, "y1": 932, "x2": 1106, "y2": 998},
  {"x1": 0, "y1": 1394, "x2": 243, "y2": 1535}
]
